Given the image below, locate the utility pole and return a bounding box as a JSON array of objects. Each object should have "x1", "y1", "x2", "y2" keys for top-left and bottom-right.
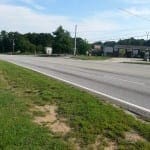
[
  {"x1": 34, "y1": 48, "x2": 37, "y2": 56},
  {"x1": 146, "y1": 32, "x2": 149, "y2": 40},
  {"x1": 74, "y1": 25, "x2": 77, "y2": 56},
  {"x1": 145, "y1": 32, "x2": 150, "y2": 62},
  {"x1": 0, "y1": 35, "x2": 4, "y2": 53},
  {"x1": 12, "y1": 34, "x2": 15, "y2": 54},
  {"x1": 12, "y1": 39, "x2": 15, "y2": 54}
]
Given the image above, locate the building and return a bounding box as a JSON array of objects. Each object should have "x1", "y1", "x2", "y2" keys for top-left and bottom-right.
[
  {"x1": 94, "y1": 44, "x2": 101, "y2": 50},
  {"x1": 114, "y1": 45, "x2": 150, "y2": 58},
  {"x1": 88, "y1": 44, "x2": 150, "y2": 59},
  {"x1": 45, "y1": 47, "x2": 53, "y2": 55},
  {"x1": 89, "y1": 44, "x2": 103, "y2": 56},
  {"x1": 103, "y1": 47, "x2": 114, "y2": 56}
]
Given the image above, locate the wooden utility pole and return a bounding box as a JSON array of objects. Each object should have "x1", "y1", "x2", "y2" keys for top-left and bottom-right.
[
  {"x1": 74, "y1": 25, "x2": 77, "y2": 56},
  {"x1": 146, "y1": 32, "x2": 149, "y2": 40}
]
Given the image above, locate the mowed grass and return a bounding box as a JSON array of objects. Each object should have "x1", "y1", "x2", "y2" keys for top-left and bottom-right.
[
  {"x1": 123, "y1": 62, "x2": 150, "y2": 65},
  {"x1": 71, "y1": 55, "x2": 110, "y2": 60},
  {"x1": 0, "y1": 60, "x2": 150, "y2": 149}
]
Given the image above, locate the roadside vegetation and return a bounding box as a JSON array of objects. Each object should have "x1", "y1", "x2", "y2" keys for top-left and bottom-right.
[
  {"x1": 123, "y1": 62, "x2": 150, "y2": 65},
  {"x1": 72, "y1": 55, "x2": 110, "y2": 60},
  {"x1": 0, "y1": 60, "x2": 150, "y2": 149},
  {"x1": 1, "y1": 28, "x2": 150, "y2": 58},
  {"x1": 0, "y1": 27, "x2": 90, "y2": 55}
]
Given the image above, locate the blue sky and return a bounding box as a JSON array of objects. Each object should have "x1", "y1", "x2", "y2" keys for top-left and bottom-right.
[{"x1": 0, "y1": 0, "x2": 150, "y2": 42}]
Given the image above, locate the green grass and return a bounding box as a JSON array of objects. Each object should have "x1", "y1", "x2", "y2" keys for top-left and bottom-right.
[
  {"x1": 0, "y1": 60, "x2": 150, "y2": 149},
  {"x1": 71, "y1": 55, "x2": 110, "y2": 60},
  {"x1": 123, "y1": 62, "x2": 150, "y2": 65}
]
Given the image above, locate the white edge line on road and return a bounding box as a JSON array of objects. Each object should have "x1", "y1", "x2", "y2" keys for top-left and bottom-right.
[{"x1": 6, "y1": 60, "x2": 150, "y2": 114}]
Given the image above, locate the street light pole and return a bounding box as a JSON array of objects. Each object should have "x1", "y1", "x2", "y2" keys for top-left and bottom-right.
[
  {"x1": 146, "y1": 32, "x2": 149, "y2": 40},
  {"x1": 12, "y1": 39, "x2": 15, "y2": 54},
  {"x1": 12, "y1": 34, "x2": 15, "y2": 54},
  {"x1": 0, "y1": 35, "x2": 3, "y2": 53},
  {"x1": 74, "y1": 25, "x2": 77, "y2": 56}
]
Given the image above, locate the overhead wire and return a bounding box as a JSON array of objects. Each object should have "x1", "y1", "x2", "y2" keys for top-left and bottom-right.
[
  {"x1": 118, "y1": 8, "x2": 150, "y2": 22},
  {"x1": 69, "y1": 7, "x2": 150, "y2": 42}
]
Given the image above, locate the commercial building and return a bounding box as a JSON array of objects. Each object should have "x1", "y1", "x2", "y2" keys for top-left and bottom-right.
[{"x1": 114, "y1": 45, "x2": 150, "y2": 58}]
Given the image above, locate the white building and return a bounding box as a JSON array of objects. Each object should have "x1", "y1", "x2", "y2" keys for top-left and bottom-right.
[{"x1": 45, "y1": 47, "x2": 53, "y2": 55}]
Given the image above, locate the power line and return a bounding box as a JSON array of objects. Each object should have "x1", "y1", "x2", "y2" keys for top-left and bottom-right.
[
  {"x1": 91, "y1": 34, "x2": 147, "y2": 42},
  {"x1": 78, "y1": 31, "x2": 145, "y2": 37},
  {"x1": 119, "y1": 8, "x2": 150, "y2": 22},
  {"x1": 70, "y1": 7, "x2": 150, "y2": 42},
  {"x1": 70, "y1": 27, "x2": 150, "y2": 34},
  {"x1": 76, "y1": 30, "x2": 148, "y2": 40}
]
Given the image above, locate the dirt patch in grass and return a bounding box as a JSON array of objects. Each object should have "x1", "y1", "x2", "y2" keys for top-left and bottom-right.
[
  {"x1": 0, "y1": 71, "x2": 9, "y2": 88},
  {"x1": 68, "y1": 138, "x2": 81, "y2": 150},
  {"x1": 87, "y1": 135, "x2": 102, "y2": 150},
  {"x1": 104, "y1": 141, "x2": 117, "y2": 150},
  {"x1": 30, "y1": 104, "x2": 70, "y2": 135},
  {"x1": 50, "y1": 120, "x2": 70, "y2": 134},
  {"x1": 125, "y1": 131, "x2": 146, "y2": 142},
  {"x1": 86, "y1": 136, "x2": 117, "y2": 150},
  {"x1": 31, "y1": 105, "x2": 57, "y2": 123}
]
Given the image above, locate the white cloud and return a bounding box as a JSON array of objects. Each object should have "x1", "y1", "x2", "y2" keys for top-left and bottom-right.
[
  {"x1": 0, "y1": 4, "x2": 119, "y2": 42},
  {"x1": 124, "y1": 0, "x2": 150, "y2": 4},
  {"x1": 0, "y1": 0, "x2": 46, "y2": 10},
  {"x1": 0, "y1": 4, "x2": 73, "y2": 32},
  {"x1": 20, "y1": 0, "x2": 45, "y2": 10},
  {"x1": 126, "y1": 7, "x2": 150, "y2": 16}
]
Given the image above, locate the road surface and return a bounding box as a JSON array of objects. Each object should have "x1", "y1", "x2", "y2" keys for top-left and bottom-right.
[{"x1": 0, "y1": 55, "x2": 150, "y2": 118}]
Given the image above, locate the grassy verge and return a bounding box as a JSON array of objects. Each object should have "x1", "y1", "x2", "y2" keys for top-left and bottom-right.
[
  {"x1": 123, "y1": 62, "x2": 150, "y2": 65},
  {"x1": 71, "y1": 55, "x2": 110, "y2": 60},
  {"x1": 0, "y1": 60, "x2": 150, "y2": 149}
]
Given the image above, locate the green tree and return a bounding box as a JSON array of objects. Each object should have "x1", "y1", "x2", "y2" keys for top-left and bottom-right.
[
  {"x1": 52, "y1": 26, "x2": 73, "y2": 54},
  {"x1": 1, "y1": 31, "x2": 12, "y2": 53},
  {"x1": 75, "y1": 38, "x2": 90, "y2": 55},
  {"x1": 25, "y1": 33, "x2": 53, "y2": 54},
  {"x1": 0, "y1": 31, "x2": 6, "y2": 53},
  {"x1": 103, "y1": 41, "x2": 116, "y2": 47},
  {"x1": 117, "y1": 38, "x2": 146, "y2": 46},
  {"x1": 16, "y1": 36, "x2": 36, "y2": 53}
]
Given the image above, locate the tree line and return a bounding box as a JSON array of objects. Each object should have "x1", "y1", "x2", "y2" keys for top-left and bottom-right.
[
  {"x1": 93, "y1": 37, "x2": 150, "y2": 47},
  {"x1": 1, "y1": 26, "x2": 150, "y2": 55},
  {"x1": 0, "y1": 26, "x2": 90, "y2": 55}
]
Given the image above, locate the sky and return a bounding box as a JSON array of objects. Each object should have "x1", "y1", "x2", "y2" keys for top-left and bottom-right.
[{"x1": 0, "y1": 0, "x2": 150, "y2": 42}]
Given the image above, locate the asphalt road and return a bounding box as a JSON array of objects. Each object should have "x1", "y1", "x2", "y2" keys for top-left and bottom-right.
[{"x1": 0, "y1": 55, "x2": 150, "y2": 118}]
